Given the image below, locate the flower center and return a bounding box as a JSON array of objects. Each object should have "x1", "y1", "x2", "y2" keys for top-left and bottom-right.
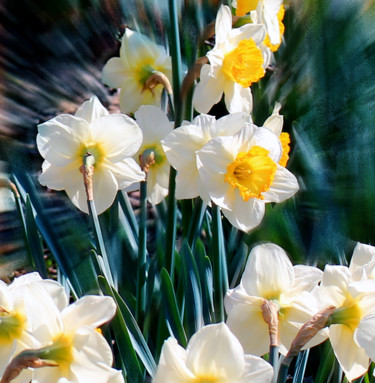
[
  {"x1": 224, "y1": 146, "x2": 277, "y2": 201},
  {"x1": 140, "y1": 144, "x2": 165, "y2": 166},
  {"x1": 193, "y1": 375, "x2": 226, "y2": 383},
  {"x1": 38, "y1": 333, "x2": 74, "y2": 373},
  {"x1": 278, "y1": 132, "x2": 290, "y2": 167},
  {"x1": 264, "y1": 5, "x2": 285, "y2": 52},
  {"x1": 0, "y1": 309, "x2": 26, "y2": 345},
  {"x1": 235, "y1": 0, "x2": 259, "y2": 16},
  {"x1": 330, "y1": 295, "x2": 362, "y2": 331},
  {"x1": 77, "y1": 143, "x2": 105, "y2": 168},
  {"x1": 137, "y1": 63, "x2": 156, "y2": 86},
  {"x1": 222, "y1": 39, "x2": 265, "y2": 88}
]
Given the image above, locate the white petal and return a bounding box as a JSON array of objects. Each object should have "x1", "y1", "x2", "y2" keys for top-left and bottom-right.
[
  {"x1": 147, "y1": 164, "x2": 169, "y2": 204},
  {"x1": 319, "y1": 265, "x2": 351, "y2": 307},
  {"x1": 263, "y1": 112, "x2": 283, "y2": 136},
  {"x1": 223, "y1": 82, "x2": 253, "y2": 114},
  {"x1": 105, "y1": 158, "x2": 145, "y2": 189},
  {"x1": 193, "y1": 65, "x2": 225, "y2": 113},
  {"x1": 215, "y1": 6, "x2": 233, "y2": 44},
  {"x1": 239, "y1": 355, "x2": 273, "y2": 383},
  {"x1": 118, "y1": 79, "x2": 147, "y2": 115},
  {"x1": 135, "y1": 105, "x2": 173, "y2": 144},
  {"x1": 91, "y1": 114, "x2": 143, "y2": 161},
  {"x1": 37, "y1": 116, "x2": 89, "y2": 166},
  {"x1": 355, "y1": 314, "x2": 375, "y2": 360},
  {"x1": 329, "y1": 324, "x2": 369, "y2": 381},
  {"x1": 102, "y1": 57, "x2": 128, "y2": 88},
  {"x1": 221, "y1": 197, "x2": 265, "y2": 232},
  {"x1": 289, "y1": 265, "x2": 323, "y2": 295},
  {"x1": 74, "y1": 96, "x2": 109, "y2": 123},
  {"x1": 213, "y1": 112, "x2": 251, "y2": 137},
  {"x1": 185, "y1": 323, "x2": 245, "y2": 379},
  {"x1": 230, "y1": 23, "x2": 266, "y2": 47},
  {"x1": 262, "y1": 165, "x2": 299, "y2": 203},
  {"x1": 153, "y1": 338, "x2": 194, "y2": 383},
  {"x1": 350, "y1": 242, "x2": 375, "y2": 278},
  {"x1": 253, "y1": 126, "x2": 282, "y2": 163},
  {"x1": 242, "y1": 243, "x2": 294, "y2": 298},
  {"x1": 62, "y1": 296, "x2": 116, "y2": 334},
  {"x1": 226, "y1": 299, "x2": 270, "y2": 356}
]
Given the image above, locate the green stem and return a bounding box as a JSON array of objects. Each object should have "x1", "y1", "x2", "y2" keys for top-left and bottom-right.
[
  {"x1": 211, "y1": 204, "x2": 227, "y2": 322},
  {"x1": 276, "y1": 361, "x2": 289, "y2": 383},
  {"x1": 136, "y1": 181, "x2": 147, "y2": 323},
  {"x1": 165, "y1": 167, "x2": 177, "y2": 280},
  {"x1": 270, "y1": 345, "x2": 279, "y2": 369},
  {"x1": 87, "y1": 199, "x2": 114, "y2": 287},
  {"x1": 118, "y1": 191, "x2": 139, "y2": 239}
]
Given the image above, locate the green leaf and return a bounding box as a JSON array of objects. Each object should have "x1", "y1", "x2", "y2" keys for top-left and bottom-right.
[
  {"x1": 180, "y1": 240, "x2": 203, "y2": 338},
  {"x1": 160, "y1": 267, "x2": 187, "y2": 347},
  {"x1": 98, "y1": 276, "x2": 144, "y2": 383}
]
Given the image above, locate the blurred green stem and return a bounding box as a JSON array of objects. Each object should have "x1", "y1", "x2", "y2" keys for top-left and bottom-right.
[
  {"x1": 211, "y1": 204, "x2": 228, "y2": 322},
  {"x1": 136, "y1": 181, "x2": 147, "y2": 323},
  {"x1": 165, "y1": 0, "x2": 183, "y2": 281}
]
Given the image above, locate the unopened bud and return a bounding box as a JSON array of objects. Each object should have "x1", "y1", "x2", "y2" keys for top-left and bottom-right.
[
  {"x1": 139, "y1": 150, "x2": 156, "y2": 174},
  {"x1": 261, "y1": 299, "x2": 279, "y2": 347},
  {"x1": 285, "y1": 305, "x2": 336, "y2": 363},
  {"x1": 1, "y1": 352, "x2": 58, "y2": 383},
  {"x1": 79, "y1": 152, "x2": 95, "y2": 201},
  {"x1": 144, "y1": 71, "x2": 173, "y2": 95}
]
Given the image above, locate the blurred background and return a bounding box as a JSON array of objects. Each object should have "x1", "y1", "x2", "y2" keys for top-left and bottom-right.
[{"x1": 1, "y1": 0, "x2": 375, "y2": 281}]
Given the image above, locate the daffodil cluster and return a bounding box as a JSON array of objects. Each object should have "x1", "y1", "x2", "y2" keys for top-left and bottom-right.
[{"x1": 0, "y1": 273, "x2": 123, "y2": 383}]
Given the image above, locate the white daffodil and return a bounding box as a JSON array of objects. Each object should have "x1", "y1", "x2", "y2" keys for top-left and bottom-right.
[
  {"x1": 196, "y1": 123, "x2": 299, "y2": 232},
  {"x1": 192, "y1": 5, "x2": 270, "y2": 114},
  {"x1": 317, "y1": 255, "x2": 375, "y2": 381},
  {"x1": 102, "y1": 29, "x2": 172, "y2": 115},
  {"x1": 233, "y1": 0, "x2": 285, "y2": 52},
  {"x1": 0, "y1": 273, "x2": 67, "y2": 382},
  {"x1": 161, "y1": 112, "x2": 251, "y2": 200},
  {"x1": 133, "y1": 105, "x2": 174, "y2": 204},
  {"x1": 263, "y1": 103, "x2": 290, "y2": 167},
  {"x1": 153, "y1": 322, "x2": 273, "y2": 383},
  {"x1": 37, "y1": 96, "x2": 145, "y2": 214},
  {"x1": 28, "y1": 295, "x2": 123, "y2": 383},
  {"x1": 225, "y1": 243, "x2": 326, "y2": 356}
]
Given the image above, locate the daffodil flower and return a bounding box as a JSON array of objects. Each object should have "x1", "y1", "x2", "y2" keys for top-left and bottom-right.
[
  {"x1": 192, "y1": 5, "x2": 270, "y2": 114},
  {"x1": 133, "y1": 105, "x2": 174, "y2": 204},
  {"x1": 196, "y1": 124, "x2": 299, "y2": 232},
  {"x1": 29, "y1": 295, "x2": 124, "y2": 383},
  {"x1": 102, "y1": 29, "x2": 172, "y2": 115},
  {"x1": 153, "y1": 322, "x2": 273, "y2": 383},
  {"x1": 37, "y1": 96, "x2": 145, "y2": 214},
  {"x1": 161, "y1": 112, "x2": 251, "y2": 200},
  {"x1": 0, "y1": 273, "x2": 67, "y2": 382},
  {"x1": 225, "y1": 243, "x2": 326, "y2": 356},
  {"x1": 318, "y1": 262, "x2": 375, "y2": 381},
  {"x1": 233, "y1": 0, "x2": 285, "y2": 51}
]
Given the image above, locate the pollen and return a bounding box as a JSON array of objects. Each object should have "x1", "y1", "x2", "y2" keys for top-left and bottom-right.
[
  {"x1": 278, "y1": 132, "x2": 290, "y2": 167},
  {"x1": 225, "y1": 146, "x2": 277, "y2": 201},
  {"x1": 222, "y1": 39, "x2": 265, "y2": 88},
  {"x1": 264, "y1": 5, "x2": 285, "y2": 52}
]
